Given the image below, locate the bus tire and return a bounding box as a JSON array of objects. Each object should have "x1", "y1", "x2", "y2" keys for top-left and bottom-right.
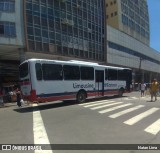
[
  {"x1": 118, "y1": 88, "x2": 124, "y2": 97},
  {"x1": 76, "y1": 91, "x2": 86, "y2": 103}
]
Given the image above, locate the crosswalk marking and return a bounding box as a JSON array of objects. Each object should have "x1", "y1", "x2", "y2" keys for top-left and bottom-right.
[
  {"x1": 91, "y1": 102, "x2": 123, "y2": 110},
  {"x1": 141, "y1": 96, "x2": 149, "y2": 99},
  {"x1": 78, "y1": 99, "x2": 160, "y2": 135},
  {"x1": 124, "y1": 98, "x2": 129, "y2": 100},
  {"x1": 33, "y1": 104, "x2": 53, "y2": 153},
  {"x1": 124, "y1": 97, "x2": 135, "y2": 100},
  {"x1": 144, "y1": 119, "x2": 160, "y2": 135},
  {"x1": 124, "y1": 108, "x2": 160, "y2": 125},
  {"x1": 99, "y1": 103, "x2": 133, "y2": 114},
  {"x1": 83, "y1": 101, "x2": 115, "y2": 108},
  {"x1": 123, "y1": 96, "x2": 150, "y2": 101},
  {"x1": 79, "y1": 100, "x2": 110, "y2": 106},
  {"x1": 109, "y1": 105, "x2": 145, "y2": 118}
]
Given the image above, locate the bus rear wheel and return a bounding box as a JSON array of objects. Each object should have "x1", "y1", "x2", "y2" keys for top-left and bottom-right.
[{"x1": 77, "y1": 91, "x2": 86, "y2": 103}]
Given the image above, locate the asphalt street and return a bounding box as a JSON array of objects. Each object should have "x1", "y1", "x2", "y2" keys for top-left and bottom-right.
[{"x1": 0, "y1": 92, "x2": 160, "y2": 153}]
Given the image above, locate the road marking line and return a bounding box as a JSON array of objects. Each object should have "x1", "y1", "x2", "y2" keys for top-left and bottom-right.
[
  {"x1": 109, "y1": 105, "x2": 145, "y2": 118},
  {"x1": 33, "y1": 103, "x2": 53, "y2": 153},
  {"x1": 84, "y1": 101, "x2": 115, "y2": 107},
  {"x1": 124, "y1": 98, "x2": 135, "y2": 100},
  {"x1": 124, "y1": 108, "x2": 159, "y2": 125},
  {"x1": 99, "y1": 103, "x2": 132, "y2": 114},
  {"x1": 123, "y1": 98, "x2": 135, "y2": 101},
  {"x1": 91, "y1": 102, "x2": 123, "y2": 110},
  {"x1": 79, "y1": 100, "x2": 110, "y2": 106},
  {"x1": 124, "y1": 98, "x2": 129, "y2": 100},
  {"x1": 144, "y1": 119, "x2": 160, "y2": 135},
  {"x1": 131, "y1": 97, "x2": 138, "y2": 99}
]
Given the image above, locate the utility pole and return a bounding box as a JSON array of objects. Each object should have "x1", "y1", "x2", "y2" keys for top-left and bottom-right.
[{"x1": 139, "y1": 57, "x2": 145, "y2": 83}]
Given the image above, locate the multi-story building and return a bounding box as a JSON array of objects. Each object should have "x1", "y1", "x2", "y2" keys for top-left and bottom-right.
[
  {"x1": 105, "y1": 0, "x2": 160, "y2": 83},
  {"x1": 0, "y1": 0, "x2": 106, "y2": 85},
  {"x1": 25, "y1": 0, "x2": 106, "y2": 62},
  {"x1": 106, "y1": 0, "x2": 150, "y2": 45},
  {"x1": 0, "y1": 0, "x2": 24, "y2": 85},
  {"x1": 107, "y1": 25, "x2": 160, "y2": 83},
  {"x1": 0, "y1": 0, "x2": 160, "y2": 88}
]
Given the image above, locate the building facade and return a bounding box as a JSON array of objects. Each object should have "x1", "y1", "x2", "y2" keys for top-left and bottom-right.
[
  {"x1": 0, "y1": 0, "x2": 160, "y2": 87},
  {"x1": 106, "y1": 0, "x2": 150, "y2": 45},
  {"x1": 0, "y1": 0, "x2": 106, "y2": 85},
  {"x1": 0, "y1": 0, "x2": 24, "y2": 85},
  {"x1": 107, "y1": 25, "x2": 160, "y2": 83},
  {"x1": 25, "y1": 0, "x2": 106, "y2": 62}
]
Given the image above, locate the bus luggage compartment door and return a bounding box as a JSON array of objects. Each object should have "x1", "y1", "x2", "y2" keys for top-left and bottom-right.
[{"x1": 95, "y1": 70, "x2": 104, "y2": 96}]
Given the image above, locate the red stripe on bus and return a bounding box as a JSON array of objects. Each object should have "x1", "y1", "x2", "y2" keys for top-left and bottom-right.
[
  {"x1": 23, "y1": 94, "x2": 76, "y2": 103},
  {"x1": 23, "y1": 90, "x2": 124, "y2": 102},
  {"x1": 37, "y1": 95, "x2": 76, "y2": 103}
]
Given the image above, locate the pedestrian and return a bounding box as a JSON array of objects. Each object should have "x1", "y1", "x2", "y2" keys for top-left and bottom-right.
[
  {"x1": 16, "y1": 88, "x2": 22, "y2": 107},
  {"x1": 0, "y1": 86, "x2": 4, "y2": 106},
  {"x1": 150, "y1": 79, "x2": 159, "y2": 102},
  {"x1": 140, "y1": 82, "x2": 146, "y2": 97}
]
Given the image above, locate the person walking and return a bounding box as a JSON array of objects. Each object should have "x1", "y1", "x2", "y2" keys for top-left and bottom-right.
[
  {"x1": 16, "y1": 88, "x2": 21, "y2": 107},
  {"x1": 0, "y1": 86, "x2": 4, "y2": 106},
  {"x1": 140, "y1": 83, "x2": 146, "y2": 97},
  {"x1": 150, "y1": 79, "x2": 159, "y2": 102}
]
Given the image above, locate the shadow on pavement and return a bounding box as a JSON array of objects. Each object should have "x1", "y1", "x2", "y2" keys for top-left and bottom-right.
[{"x1": 13, "y1": 95, "x2": 127, "y2": 113}]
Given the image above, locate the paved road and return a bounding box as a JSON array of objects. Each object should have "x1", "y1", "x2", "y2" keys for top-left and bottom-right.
[{"x1": 0, "y1": 92, "x2": 160, "y2": 153}]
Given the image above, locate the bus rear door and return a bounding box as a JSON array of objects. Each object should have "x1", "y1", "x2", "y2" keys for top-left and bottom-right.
[{"x1": 95, "y1": 70, "x2": 104, "y2": 96}]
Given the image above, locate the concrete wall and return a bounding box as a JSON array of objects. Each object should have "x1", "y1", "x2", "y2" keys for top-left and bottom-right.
[
  {"x1": 106, "y1": 0, "x2": 119, "y2": 29},
  {"x1": 107, "y1": 26, "x2": 160, "y2": 73}
]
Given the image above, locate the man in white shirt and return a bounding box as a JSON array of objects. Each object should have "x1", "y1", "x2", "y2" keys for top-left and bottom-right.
[{"x1": 141, "y1": 83, "x2": 146, "y2": 97}]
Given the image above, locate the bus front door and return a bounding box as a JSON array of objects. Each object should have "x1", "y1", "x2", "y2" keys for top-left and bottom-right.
[{"x1": 95, "y1": 70, "x2": 104, "y2": 96}]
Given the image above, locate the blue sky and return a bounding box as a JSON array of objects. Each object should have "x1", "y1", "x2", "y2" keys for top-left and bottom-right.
[{"x1": 147, "y1": 0, "x2": 160, "y2": 52}]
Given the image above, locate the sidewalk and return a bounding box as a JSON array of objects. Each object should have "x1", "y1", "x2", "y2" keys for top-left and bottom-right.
[
  {"x1": 0, "y1": 101, "x2": 32, "y2": 108},
  {"x1": 0, "y1": 102, "x2": 17, "y2": 108}
]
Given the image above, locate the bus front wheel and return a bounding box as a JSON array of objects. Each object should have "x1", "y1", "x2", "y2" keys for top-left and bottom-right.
[{"x1": 77, "y1": 91, "x2": 86, "y2": 103}]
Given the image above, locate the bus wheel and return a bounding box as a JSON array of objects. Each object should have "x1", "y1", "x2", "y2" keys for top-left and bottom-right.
[
  {"x1": 118, "y1": 89, "x2": 124, "y2": 97},
  {"x1": 77, "y1": 91, "x2": 86, "y2": 103}
]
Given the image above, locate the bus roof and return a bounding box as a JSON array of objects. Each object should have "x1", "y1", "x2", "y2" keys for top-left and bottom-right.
[{"x1": 20, "y1": 58, "x2": 131, "y2": 70}]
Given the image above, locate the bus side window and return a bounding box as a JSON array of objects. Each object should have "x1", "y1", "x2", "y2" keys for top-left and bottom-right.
[
  {"x1": 42, "y1": 64, "x2": 63, "y2": 80},
  {"x1": 35, "y1": 63, "x2": 42, "y2": 80},
  {"x1": 118, "y1": 70, "x2": 126, "y2": 80},
  {"x1": 63, "y1": 65, "x2": 80, "y2": 80},
  {"x1": 108, "y1": 69, "x2": 117, "y2": 80},
  {"x1": 80, "y1": 67, "x2": 94, "y2": 80}
]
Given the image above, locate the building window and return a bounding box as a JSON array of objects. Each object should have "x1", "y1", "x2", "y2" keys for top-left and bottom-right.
[
  {"x1": 0, "y1": 22, "x2": 16, "y2": 37},
  {"x1": 122, "y1": 14, "x2": 128, "y2": 25},
  {"x1": 0, "y1": 0, "x2": 15, "y2": 12}
]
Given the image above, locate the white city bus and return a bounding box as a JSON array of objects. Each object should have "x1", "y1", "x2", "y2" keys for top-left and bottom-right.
[{"x1": 19, "y1": 59, "x2": 132, "y2": 103}]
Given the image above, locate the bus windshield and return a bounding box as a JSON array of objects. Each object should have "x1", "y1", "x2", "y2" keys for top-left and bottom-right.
[{"x1": 19, "y1": 62, "x2": 29, "y2": 78}]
